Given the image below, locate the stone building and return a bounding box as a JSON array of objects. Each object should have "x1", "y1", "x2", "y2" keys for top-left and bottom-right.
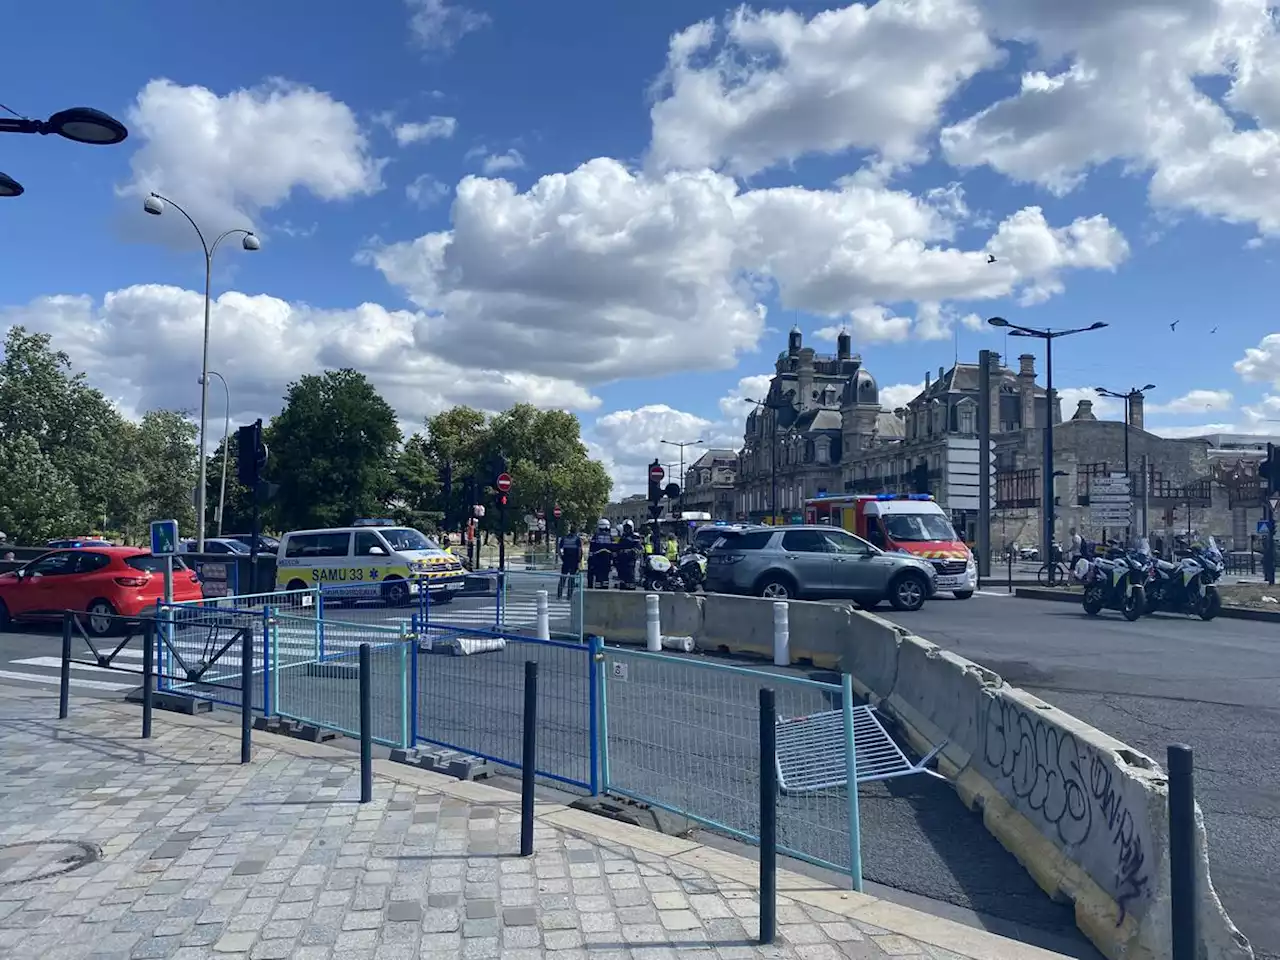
[
  {"x1": 681, "y1": 449, "x2": 737, "y2": 520},
  {"x1": 735, "y1": 328, "x2": 899, "y2": 522}
]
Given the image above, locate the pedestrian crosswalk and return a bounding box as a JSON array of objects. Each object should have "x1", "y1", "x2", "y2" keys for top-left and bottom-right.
[{"x1": 0, "y1": 598, "x2": 582, "y2": 699}]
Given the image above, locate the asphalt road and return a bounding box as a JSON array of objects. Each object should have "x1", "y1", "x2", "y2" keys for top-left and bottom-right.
[{"x1": 880, "y1": 591, "x2": 1280, "y2": 960}]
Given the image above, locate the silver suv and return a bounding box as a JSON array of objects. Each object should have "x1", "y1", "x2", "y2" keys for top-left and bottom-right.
[{"x1": 704, "y1": 524, "x2": 937, "y2": 611}]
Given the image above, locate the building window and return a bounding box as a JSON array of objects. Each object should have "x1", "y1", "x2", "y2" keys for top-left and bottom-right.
[
  {"x1": 958, "y1": 402, "x2": 975, "y2": 435},
  {"x1": 816, "y1": 437, "x2": 831, "y2": 463}
]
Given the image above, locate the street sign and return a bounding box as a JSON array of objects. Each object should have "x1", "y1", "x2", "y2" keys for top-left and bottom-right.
[
  {"x1": 496, "y1": 472, "x2": 512, "y2": 493},
  {"x1": 553, "y1": 506, "x2": 562, "y2": 519},
  {"x1": 1271, "y1": 494, "x2": 1280, "y2": 515},
  {"x1": 150, "y1": 519, "x2": 178, "y2": 557},
  {"x1": 649, "y1": 463, "x2": 665, "y2": 484},
  {"x1": 610, "y1": 661, "x2": 629, "y2": 682}
]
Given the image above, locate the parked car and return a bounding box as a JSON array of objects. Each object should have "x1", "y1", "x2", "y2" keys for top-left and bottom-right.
[
  {"x1": 691, "y1": 523, "x2": 751, "y2": 554},
  {"x1": 704, "y1": 524, "x2": 937, "y2": 611},
  {"x1": 178, "y1": 538, "x2": 249, "y2": 555},
  {"x1": 224, "y1": 533, "x2": 280, "y2": 553},
  {"x1": 0, "y1": 547, "x2": 203, "y2": 636}
]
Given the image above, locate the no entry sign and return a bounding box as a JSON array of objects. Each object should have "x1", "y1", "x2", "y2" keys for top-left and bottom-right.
[
  {"x1": 649, "y1": 464, "x2": 665, "y2": 483},
  {"x1": 496, "y1": 472, "x2": 512, "y2": 493}
]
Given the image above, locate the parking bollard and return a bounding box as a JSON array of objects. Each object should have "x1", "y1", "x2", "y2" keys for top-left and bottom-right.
[
  {"x1": 645, "y1": 594, "x2": 661, "y2": 652},
  {"x1": 772, "y1": 602, "x2": 789, "y2": 666},
  {"x1": 535, "y1": 589, "x2": 550, "y2": 641}
]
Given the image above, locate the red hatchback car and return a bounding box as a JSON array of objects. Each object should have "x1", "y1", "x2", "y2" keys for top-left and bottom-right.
[{"x1": 0, "y1": 547, "x2": 204, "y2": 636}]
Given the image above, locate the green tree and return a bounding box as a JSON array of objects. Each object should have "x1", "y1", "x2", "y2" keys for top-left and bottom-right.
[
  {"x1": 124, "y1": 410, "x2": 199, "y2": 536},
  {"x1": 388, "y1": 434, "x2": 441, "y2": 530},
  {"x1": 0, "y1": 326, "x2": 133, "y2": 536},
  {"x1": 265, "y1": 369, "x2": 401, "y2": 530},
  {"x1": 0, "y1": 434, "x2": 82, "y2": 542},
  {"x1": 421, "y1": 405, "x2": 489, "y2": 526}
]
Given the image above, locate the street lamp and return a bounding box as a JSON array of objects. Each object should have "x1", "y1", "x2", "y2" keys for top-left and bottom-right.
[
  {"x1": 0, "y1": 172, "x2": 22, "y2": 198},
  {"x1": 988, "y1": 317, "x2": 1108, "y2": 583},
  {"x1": 1095, "y1": 384, "x2": 1155, "y2": 540},
  {"x1": 745, "y1": 398, "x2": 789, "y2": 525},
  {"x1": 200, "y1": 371, "x2": 232, "y2": 536},
  {"x1": 0, "y1": 106, "x2": 129, "y2": 145},
  {"x1": 660, "y1": 438, "x2": 703, "y2": 512},
  {"x1": 145, "y1": 192, "x2": 261, "y2": 550}
]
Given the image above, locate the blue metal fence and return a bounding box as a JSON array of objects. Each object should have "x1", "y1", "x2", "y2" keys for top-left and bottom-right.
[{"x1": 160, "y1": 583, "x2": 868, "y2": 888}]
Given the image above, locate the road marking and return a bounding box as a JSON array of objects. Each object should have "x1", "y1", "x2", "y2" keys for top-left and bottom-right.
[
  {"x1": 974, "y1": 590, "x2": 1013, "y2": 598},
  {"x1": 13, "y1": 656, "x2": 144, "y2": 678},
  {"x1": 0, "y1": 668, "x2": 134, "y2": 692}
]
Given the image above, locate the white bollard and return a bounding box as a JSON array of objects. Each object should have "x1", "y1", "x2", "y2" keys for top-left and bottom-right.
[
  {"x1": 535, "y1": 589, "x2": 550, "y2": 641},
  {"x1": 645, "y1": 594, "x2": 662, "y2": 652},
  {"x1": 773, "y1": 601, "x2": 790, "y2": 666}
]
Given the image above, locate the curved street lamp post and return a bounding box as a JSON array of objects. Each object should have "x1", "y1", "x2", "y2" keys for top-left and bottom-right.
[
  {"x1": 0, "y1": 106, "x2": 129, "y2": 199},
  {"x1": 988, "y1": 317, "x2": 1108, "y2": 583},
  {"x1": 1095, "y1": 384, "x2": 1156, "y2": 540},
  {"x1": 201, "y1": 371, "x2": 232, "y2": 536},
  {"x1": 145, "y1": 192, "x2": 260, "y2": 550}
]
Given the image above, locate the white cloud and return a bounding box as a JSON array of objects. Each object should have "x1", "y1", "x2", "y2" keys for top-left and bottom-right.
[
  {"x1": 590, "y1": 405, "x2": 723, "y2": 495},
  {"x1": 648, "y1": 0, "x2": 999, "y2": 176},
  {"x1": 1235, "y1": 333, "x2": 1280, "y2": 387},
  {"x1": 1146, "y1": 389, "x2": 1234, "y2": 415},
  {"x1": 1242, "y1": 394, "x2": 1280, "y2": 426},
  {"x1": 939, "y1": 0, "x2": 1280, "y2": 236},
  {"x1": 718, "y1": 373, "x2": 774, "y2": 423},
  {"x1": 0, "y1": 285, "x2": 600, "y2": 430},
  {"x1": 1057, "y1": 387, "x2": 1121, "y2": 419},
  {"x1": 405, "y1": 0, "x2": 489, "y2": 52},
  {"x1": 480, "y1": 149, "x2": 526, "y2": 174},
  {"x1": 394, "y1": 116, "x2": 458, "y2": 145},
  {"x1": 879, "y1": 382, "x2": 924, "y2": 410},
  {"x1": 406, "y1": 174, "x2": 451, "y2": 208},
  {"x1": 1147, "y1": 422, "x2": 1239, "y2": 439},
  {"x1": 123, "y1": 78, "x2": 386, "y2": 232}
]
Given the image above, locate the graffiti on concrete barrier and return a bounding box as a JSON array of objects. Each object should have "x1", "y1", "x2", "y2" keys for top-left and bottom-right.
[{"x1": 980, "y1": 698, "x2": 1151, "y2": 921}]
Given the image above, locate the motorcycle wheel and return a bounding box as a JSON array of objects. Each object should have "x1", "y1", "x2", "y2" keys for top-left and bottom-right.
[
  {"x1": 1082, "y1": 586, "x2": 1105, "y2": 616},
  {"x1": 1122, "y1": 588, "x2": 1145, "y2": 621},
  {"x1": 1196, "y1": 588, "x2": 1222, "y2": 621}
]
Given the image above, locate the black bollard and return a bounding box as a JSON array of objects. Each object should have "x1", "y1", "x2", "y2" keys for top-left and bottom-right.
[
  {"x1": 359, "y1": 643, "x2": 373, "y2": 803},
  {"x1": 141, "y1": 620, "x2": 154, "y2": 739},
  {"x1": 521, "y1": 660, "x2": 539, "y2": 856},
  {"x1": 759, "y1": 687, "x2": 777, "y2": 945},
  {"x1": 240, "y1": 627, "x2": 253, "y2": 764},
  {"x1": 59, "y1": 612, "x2": 73, "y2": 720},
  {"x1": 1168, "y1": 744, "x2": 1198, "y2": 960}
]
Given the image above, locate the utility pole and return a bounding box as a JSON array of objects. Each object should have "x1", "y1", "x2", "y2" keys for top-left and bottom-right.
[
  {"x1": 661, "y1": 438, "x2": 703, "y2": 516},
  {"x1": 1096, "y1": 384, "x2": 1155, "y2": 542},
  {"x1": 977, "y1": 350, "x2": 993, "y2": 578}
]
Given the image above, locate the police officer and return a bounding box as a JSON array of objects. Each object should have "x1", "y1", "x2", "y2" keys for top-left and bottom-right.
[
  {"x1": 664, "y1": 531, "x2": 679, "y2": 563},
  {"x1": 588, "y1": 520, "x2": 614, "y2": 589},
  {"x1": 614, "y1": 520, "x2": 644, "y2": 590},
  {"x1": 556, "y1": 525, "x2": 583, "y2": 600}
]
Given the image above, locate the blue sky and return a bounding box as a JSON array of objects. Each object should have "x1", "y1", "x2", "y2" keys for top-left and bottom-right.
[{"x1": 3, "y1": 0, "x2": 1280, "y2": 493}]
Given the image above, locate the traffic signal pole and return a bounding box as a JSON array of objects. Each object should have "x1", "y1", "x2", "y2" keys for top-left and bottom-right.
[{"x1": 1264, "y1": 443, "x2": 1277, "y2": 586}]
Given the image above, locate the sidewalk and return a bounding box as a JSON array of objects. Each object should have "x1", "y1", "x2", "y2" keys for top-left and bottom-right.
[{"x1": 0, "y1": 687, "x2": 1070, "y2": 960}]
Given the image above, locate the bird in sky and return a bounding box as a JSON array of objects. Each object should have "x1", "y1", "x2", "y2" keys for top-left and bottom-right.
[
  {"x1": 1210, "y1": 325, "x2": 1218, "y2": 334},
  {"x1": 987, "y1": 254, "x2": 997, "y2": 264},
  {"x1": 1170, "y1": 320, "x2": 1180, "y2": 331}
]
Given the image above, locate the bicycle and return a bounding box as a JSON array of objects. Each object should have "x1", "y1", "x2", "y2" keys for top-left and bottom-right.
[{"x1": 1036, "y1": 561, "x2": 1071, "y2": 586}]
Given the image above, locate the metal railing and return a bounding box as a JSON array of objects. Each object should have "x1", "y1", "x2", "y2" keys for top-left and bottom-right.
[{"x1": 599, "y1": 646, "x2": 861, "y2": 883}]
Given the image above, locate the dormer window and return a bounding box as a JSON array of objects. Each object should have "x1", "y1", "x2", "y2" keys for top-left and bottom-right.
[{"x1": 816, "y1": 437, "x2": 831, "y2": 463}]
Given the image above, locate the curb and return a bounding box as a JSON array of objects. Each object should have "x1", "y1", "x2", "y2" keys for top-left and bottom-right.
[
  {"x1": 98, "y1": 698, "x2": 1076, "y2": 960},
  {"x1": 1012, "y1": 587, "x2": 1280, "y2": 622}
]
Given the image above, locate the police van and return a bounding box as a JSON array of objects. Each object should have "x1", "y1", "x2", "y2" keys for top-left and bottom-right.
[{"x1": 275, "y1": 521, "x2": 466, "y2": 606}]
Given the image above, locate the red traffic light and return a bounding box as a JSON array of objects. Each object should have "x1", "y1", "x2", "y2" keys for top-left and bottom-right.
[
  {"x1": 499, "y1": 494, "x2": 508, "y2": 507},
  {"x1": 553, "y1": 506, "x2": 562, "y2": 518}
]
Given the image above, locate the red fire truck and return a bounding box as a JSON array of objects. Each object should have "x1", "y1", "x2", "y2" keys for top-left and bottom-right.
[{"x1": 803, "y1": 493, "x2": 976, "y2": 599}]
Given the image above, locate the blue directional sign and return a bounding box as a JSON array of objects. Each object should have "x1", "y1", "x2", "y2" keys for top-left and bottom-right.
[{"x1": 150, "y1": 519, "x2": 179, "y2": 557}]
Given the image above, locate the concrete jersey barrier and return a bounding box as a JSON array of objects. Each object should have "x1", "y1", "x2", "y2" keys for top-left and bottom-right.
[{"x1": 580, "y1": 588, "x2": 1252, "y2": 960}]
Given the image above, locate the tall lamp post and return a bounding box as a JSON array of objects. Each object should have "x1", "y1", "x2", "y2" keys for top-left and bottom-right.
[
  {"x1": 1095, "y1": 384, "x2": 1155, "y2": 541},
  {"x1": 661, "y1": 438, "x2": 703, "y2": 515},
  {"x1": 201, "y1": 371, "x2": 232, "y2": 536},
  {"x1": 745, "y1": 398, "x2": 788, "y2": 525},
  {"x1": 988, "y1": 317, "x2": 1108, "y2": 583},
  {"x1": 0, "y1": 105, "x2": 129, "y2": 198},
  {"x1": 144, "y1": 193, "x2": 261, "y2": 550}
]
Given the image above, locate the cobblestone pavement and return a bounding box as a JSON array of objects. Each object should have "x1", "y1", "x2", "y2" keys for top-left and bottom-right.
[{"x1": 0, "y1": 688, "x2": 1063, "y2": 960}]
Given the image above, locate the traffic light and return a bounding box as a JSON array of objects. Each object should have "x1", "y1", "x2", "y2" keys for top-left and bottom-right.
[
  {"x1": 499, "y1": 493, "x2": 508, "y2": 508},
  {"x1": 647, "y1": 459, "x2": 663, "y2": 505},
  {"x1": 441, "y1": 462, "x2": 453, "y2": 501},
  {"x1": 1262, "y1": 443, "x2": 1279, "y2": 494},
  {"x1": 237, "y1": 420, "x2": 266, "y2": 487}
]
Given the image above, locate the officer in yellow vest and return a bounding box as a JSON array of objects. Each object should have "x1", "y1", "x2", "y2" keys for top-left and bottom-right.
[{"x1": 664, "y1": 533, "x2": 679, "y2": 562}]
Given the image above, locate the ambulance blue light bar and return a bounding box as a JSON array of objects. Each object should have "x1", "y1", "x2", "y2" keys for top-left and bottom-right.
[{"x1": 873, "y1": 493, "x2": 935, "y2": 502}]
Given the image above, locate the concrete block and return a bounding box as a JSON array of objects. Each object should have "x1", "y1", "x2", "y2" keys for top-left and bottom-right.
[
  {"x1": 779, "y1": 601, "x2": 849, "y2": 669},
  {"x1": 152, "y1": 692, "x2": 212, "y2": 715},
  {"x1": 699, "y1": 593, "x2": 775, "y2": 657},
  {"x1": 837, "y1": 608, "x2": 906, "y2": 701},
  {"x1": 885, "y1": 635, "x2": 1002, "y2": 771}
]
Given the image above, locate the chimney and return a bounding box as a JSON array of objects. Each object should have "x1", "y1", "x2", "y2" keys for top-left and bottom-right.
[
  {"x1": 837, "y1": 330, "x2": 851, "y2": 361},
  {"x1": 938, "y1": 366, "x2": 945, "y2": 381},
  {"x1": 1072, "y1": 399, "x2": 1096, "y2": 421},
  {"x1": 797, "y1": 347, "x2": 815, "y2": 412},
  {"x1": 987, "y1": 351, "x2": 1002, "y2": 433},
  {"x1": 1017, "y1": 353, "x2": 1036, "y2": 429},
  {"x1": 1129, "y1": 391, "x2": 1145, "y2": 430},
  {"x1": 788, "y1": 326, "x2": 802, "y2": 356},
  {"x1": 924, "y1": 370, "x2": 931, "y2": 390}
]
